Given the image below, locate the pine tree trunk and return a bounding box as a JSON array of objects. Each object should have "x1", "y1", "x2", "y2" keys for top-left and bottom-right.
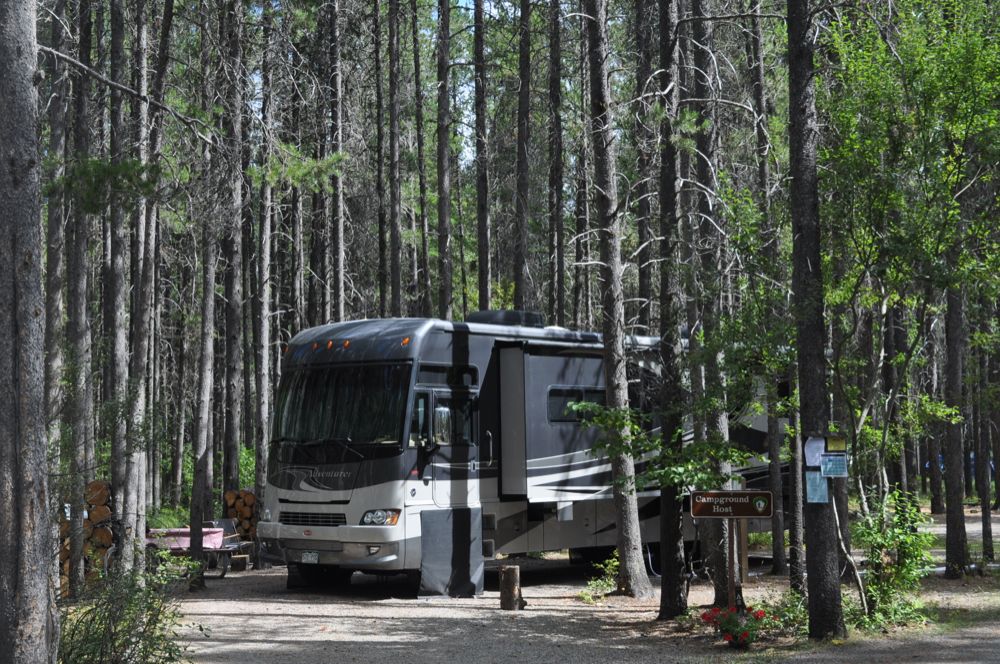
[
  {"x1": 474, "y1": 0, "x2": 491, "y2": 311},
  {"x1": 109, "y1": 0, "x2": 133, "y2": 567},
  {"x1": 256, "y1": 0, "x2": 275, "y2": 547},
  {"x1": 788, "y1": 388, "x2": 805, "y2": 592},
  {"x1": 513, "y1": 0, "x2": 531, "y2": 311},
  {"x1": 633, "y1": 0, "x2": 653, "y2": 332},
  {"x1": 976, "y1": 329, "x2": 992, "y2": 561},
  {"x1": 690, "y1": 0, "x2": 732, "y2": 606},
  {"x1": 388, "y1": 0, "x2": 402, "y2": 316},
  {"x1": 0, "y1": 0, "x2": 58, "y2": 654},
  {"x1": 944, "y1": 283, "x2": 968, "y2": 576},
  {"x1": 375, "y1": 0, "x2": 387, "y2": 318},
  {"x1": 584, "y1": 0, "x2": 653, "y2": 600},
  {"x1": 411, "y1": 0, "x2": 432, "y2": 316},
  {"x1": 222, "y1": 0, "x2": 244, "y2": 504},
  {"x1": 436, "y1": 0, "x2": 452, "y2": 319},
  {"x1": 656, "y1": 0, "x2": 686, "y2": 620},
  {"x1": 788, "y1": 0, "x2": 845, "y2": 637},
  {"x1": 548, "y1": 0, "x2": 564, "y2": 326},
  {"x1": 44, "y1": 0, "x2": 69, "y2": 466},
  {"x1": 67, "y1": 0, "x2": 96, "y2": 599}
]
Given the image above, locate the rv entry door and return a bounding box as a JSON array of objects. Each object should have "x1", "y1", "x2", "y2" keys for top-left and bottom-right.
[{"x1": 430, "y1": 391, "x2": 481, "y2": 508}]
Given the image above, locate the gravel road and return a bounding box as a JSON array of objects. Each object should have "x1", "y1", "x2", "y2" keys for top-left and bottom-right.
[{"x1": 178, "y1": 511, "x2": 1000, "y2": 664}]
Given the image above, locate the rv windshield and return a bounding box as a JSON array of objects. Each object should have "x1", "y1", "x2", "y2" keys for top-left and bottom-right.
[{"x1": 271, "y1": 363, "x2": 410, "y2": 463}]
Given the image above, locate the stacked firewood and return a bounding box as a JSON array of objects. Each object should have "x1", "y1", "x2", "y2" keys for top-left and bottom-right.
[
  {"x1": 59, "y1": 480, "x2": 114, "y2": 597},
  {"x1": 224, "y1": 489, "x2": 257, "y2": 540}
]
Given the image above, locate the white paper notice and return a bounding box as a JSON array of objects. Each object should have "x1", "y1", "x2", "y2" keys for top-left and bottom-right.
[{"x1": 804, "y1": 436, "x2": 825, "y2": 467}]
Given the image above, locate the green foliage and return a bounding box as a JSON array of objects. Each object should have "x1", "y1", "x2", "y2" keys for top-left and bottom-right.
[
  {"x1": 59, "y1": 550, "x2": 197, "y2": 663},
  {"x1": 56, "y1": 158, "x2": 159, "y2": 215},
  {"x1": 851, "y1": 490, "x2": 934, "y2": 629},
  {"x1": 239, "y1": 446, "x2": 256, "y2": 491},
  {"x1": 569, "y1": 402, "x2": 750, "y2": 491},
  {"x1": 759, "y1": 590, "x2": 809, "y2": 637},
  {"x1": 577, "y1": 550, "x2": 619, "y2": 604},
  {"x1": 251, "y1": 143, "x2": 344, "y2": 192},
  {"x1": 147, "y1": 506, "x2": 188, "y2": 529}
]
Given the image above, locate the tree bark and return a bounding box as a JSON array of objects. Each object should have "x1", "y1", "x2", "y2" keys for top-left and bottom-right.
[
  {"x1": 548, "y1": 0, "x2": 565, "y2": 326},
  {"x1": 633, "y1": 0, "x2": 654, "y2": 332},
  {"x1": 411, "y1": 0, "x2": 432, "y2": 316},
  {"x1": 222, "y1": 0, "x2": 245, "y2": 506},
  {"x1": 375, "y1": 0, "x2": 387, "y2": 317},
  {"x1": 44, "y1": 0, "x2": 69, "y2": 469},
  {"x1": 0, "y1": 0, "x2": 59, "y2": 655},
  {"x1": 66, "y1": 0, "x2": 96, "y2": 599},
  {"x1": 976, "y1": 328, "x2": 992, "y2": 561},
  {"x1": 388, "y1": 0, "x2": 402, "y2": 316},
  {"x1": 436, "y1": 0, "x2": 452, "y2": 319},
  {"x1": 329, "y1": 1, "x2": 345, "y2": 321},
  {"x1": 690, "y1": 0, "x2": 732, "y2": 607},
  {"x1": 108, "y1": 0, "x2": 132, "y2": 567},
  {"x1": 656, "y1": 0, "x2": 687, "y2": 620},
  {"x1": 788, "y1": 0, "x2": 846, "y2": 638},
  {"x1": 474, "y1": 0, "x2": 491, "y2": 311},
  {"x1": 584, "y1": 0, "x2": 654, "y2": 600},
  {"x1": 944, "y1": 283, "x2": 968, "y2": 576},
  {"x1": 513, "y1": 0, "x2": 531, "y2": 311},
  {"x1": 256, "y1": 0, "x2": 274, "y2": 547}
]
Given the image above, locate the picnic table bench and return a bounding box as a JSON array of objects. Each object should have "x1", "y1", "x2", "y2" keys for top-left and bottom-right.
[{"x1": 146, "y1": 519, "x2": 252, "y2": 577}]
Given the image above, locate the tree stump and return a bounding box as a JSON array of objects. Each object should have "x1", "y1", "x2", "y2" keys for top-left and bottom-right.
[{"x1": 499, "y1": 565, "x2": 527, "y2": 610}]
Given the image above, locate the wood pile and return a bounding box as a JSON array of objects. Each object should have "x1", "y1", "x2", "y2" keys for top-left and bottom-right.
[
  {"x1": 223, "y1": 489, "x2": 258, "y2": 540},
  {"x1": 59, "y1": 479, "x2": 114, "y2": 597}
]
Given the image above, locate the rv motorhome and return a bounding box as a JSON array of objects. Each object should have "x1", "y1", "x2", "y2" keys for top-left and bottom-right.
[{"x1": 257, "y1": 311, "x2": 768, "y2": 595}]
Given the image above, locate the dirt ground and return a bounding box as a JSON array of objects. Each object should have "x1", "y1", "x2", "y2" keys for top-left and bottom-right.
[{"x1": 178, "y1": 511, "x2": 1000, "y2": 664}]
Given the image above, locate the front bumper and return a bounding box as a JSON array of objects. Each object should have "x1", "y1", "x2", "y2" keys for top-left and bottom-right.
[{"x1": 258, "y1": 522, "x2": 404, "y2": 570}]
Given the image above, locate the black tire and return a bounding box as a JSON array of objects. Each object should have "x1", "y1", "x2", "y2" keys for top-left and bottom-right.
[{"x1": 404, "y1": 570, "x2": 421, "y2": 595}]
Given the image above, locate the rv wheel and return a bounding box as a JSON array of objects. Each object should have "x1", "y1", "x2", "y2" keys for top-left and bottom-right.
[{"x1": 404, "y1": 570, "x2": 421, "y2": 596}]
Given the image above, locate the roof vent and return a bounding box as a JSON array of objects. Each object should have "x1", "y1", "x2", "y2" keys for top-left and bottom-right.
[{"x1": 466, "y1": 310, "x2": 545, "y2": 328}]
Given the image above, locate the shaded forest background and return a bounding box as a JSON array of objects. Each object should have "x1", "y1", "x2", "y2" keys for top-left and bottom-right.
[{"x1": 12, "y1": 0, "x2": 1000, "y2": 647}]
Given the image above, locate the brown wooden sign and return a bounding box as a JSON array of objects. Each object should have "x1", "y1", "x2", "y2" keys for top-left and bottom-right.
[{"x1": 690, "y1": 490, "x2": 773, "y2": 519}]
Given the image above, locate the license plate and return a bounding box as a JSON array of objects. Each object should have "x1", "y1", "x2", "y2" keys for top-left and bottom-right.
[{"x1": 301, "y1": 551, "x2": 319, "y2": 564}]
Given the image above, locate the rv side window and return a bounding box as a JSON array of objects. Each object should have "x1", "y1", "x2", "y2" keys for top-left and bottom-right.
[
  {"x1": 409, "y1": 393, "x2": 430, "y2": 447},
  {"x1": 547, "y1": 386, "x2": 606, "y2": 422},
  {"x1": 416, "y1": 364, "x2": 478, "y2": 387}
]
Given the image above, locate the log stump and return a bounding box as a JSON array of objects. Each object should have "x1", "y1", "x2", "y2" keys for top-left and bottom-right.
[{"x1": 499, "y1": 565, "x2": 527, "y2": 610}]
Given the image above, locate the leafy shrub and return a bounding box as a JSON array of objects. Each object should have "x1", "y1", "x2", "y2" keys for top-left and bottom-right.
[
  {"x1": 759, "y1": 590, "x2": 809, "y2": 637},
  {"x1": 59, "y1": 550, "x2": 197, "y2": 663},
  {"x1": 851, "y1": 490, "x2": 933, "y2": 629},
  {"x1": 578, "y1": 550, "x2": 619, "y2": 604},
  {"x1": 701, "y1": 605, "x2": 769, "y2": 646}
]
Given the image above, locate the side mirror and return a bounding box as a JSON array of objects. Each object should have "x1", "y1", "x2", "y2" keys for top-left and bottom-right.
[{"x1": 433, "y1": 406, "x2": 452, "y2": 445}]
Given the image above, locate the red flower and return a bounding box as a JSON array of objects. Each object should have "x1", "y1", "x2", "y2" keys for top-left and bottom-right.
[
  {"x1": 723, "y1": 634, "x2": 733, "y2": 642},
  {"x1": 701, "y1": 612, "x2": 711, "y2": 622},
  {"x1": 711, "y1": 606, "x2": 721, "y2": 615},
  {"x1": 754, "y1": 609, "x2": 766, "y2": 620},
  {"x1": 741, "y1": 631, "x2": 749, "y2": 641}
]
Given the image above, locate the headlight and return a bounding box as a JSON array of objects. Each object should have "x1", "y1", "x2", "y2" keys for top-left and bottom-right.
[
  {"x1": 262, "y1": 508, "x2": 272, "y2": 522},
  {"x1": 360, "y1": 509, "x2": 399, "y2": 526}
]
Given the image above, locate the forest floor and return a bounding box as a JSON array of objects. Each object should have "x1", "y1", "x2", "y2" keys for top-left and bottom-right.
[{"x1": 177, "y1": 509, "x2": 1000, "y2": 664}]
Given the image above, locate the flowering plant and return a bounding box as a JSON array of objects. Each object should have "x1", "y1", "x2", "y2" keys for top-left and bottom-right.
[{"x1": 700, "y1": 606, "x2": 768, "y2": 648}]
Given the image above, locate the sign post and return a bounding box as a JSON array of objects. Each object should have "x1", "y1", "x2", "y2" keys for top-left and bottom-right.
[{"x1": 690, "y1": 490, "x2": 773, "y2": 610}]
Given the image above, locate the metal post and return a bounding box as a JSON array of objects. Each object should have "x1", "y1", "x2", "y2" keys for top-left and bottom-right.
[{"x1": 727, "y1": 517, "x2": 736, "y2": 610}]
